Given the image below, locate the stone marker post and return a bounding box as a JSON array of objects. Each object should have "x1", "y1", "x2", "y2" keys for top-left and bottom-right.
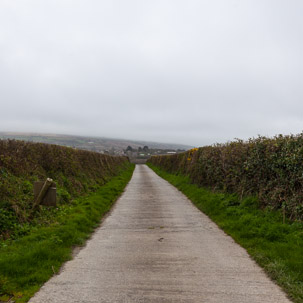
[{"x1": 33, "y1": 178, "x2": 57, "y2": 208}]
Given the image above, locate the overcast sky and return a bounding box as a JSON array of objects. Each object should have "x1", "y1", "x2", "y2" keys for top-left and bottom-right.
[{"x1": 0, "y1": 0, "x2": 302, "y2": 146}]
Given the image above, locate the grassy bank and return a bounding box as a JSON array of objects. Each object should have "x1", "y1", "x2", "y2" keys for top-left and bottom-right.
[
  {"x1": 148, "y1": 163, "x2": 303, "y2": 303},
  {"x1": 0, "y1": 163, "x2": 135, "y2": 303},
  {"x1": 0, "y1": 139, "x2": 129, "y2": 240}
]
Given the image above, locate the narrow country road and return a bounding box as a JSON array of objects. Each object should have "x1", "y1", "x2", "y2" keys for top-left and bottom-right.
[{"x1": 29, "y1": 165, "x2": 291, "y2": 303}]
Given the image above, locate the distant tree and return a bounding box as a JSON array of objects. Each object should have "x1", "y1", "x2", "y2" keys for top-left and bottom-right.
[
  {"x1": 143, "y1": 146, "x2": 149, "y2": 151},
  {"x1": 126, "y1": 145, "x2": 133, "y2": 151},
  {"x1": 138, "y1": 147, "x2": 142, "y2": 151}
]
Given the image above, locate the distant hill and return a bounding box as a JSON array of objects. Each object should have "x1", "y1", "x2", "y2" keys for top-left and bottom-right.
[{"x1": 0, "y1": 132, "x2": 192, "y2": 154}]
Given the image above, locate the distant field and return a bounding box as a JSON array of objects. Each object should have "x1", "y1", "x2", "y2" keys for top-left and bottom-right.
[{"x1": 0, "y1": 132, "x2": 192, "y2": 153}]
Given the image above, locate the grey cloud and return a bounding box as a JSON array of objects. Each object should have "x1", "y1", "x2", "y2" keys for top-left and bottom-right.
[{"x1": 0, "y1": 0, "x2": 303, "y2": 146}]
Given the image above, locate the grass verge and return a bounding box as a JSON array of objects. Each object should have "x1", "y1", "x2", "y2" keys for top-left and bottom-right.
[
  {"x1": 0, "y1": 163, "x2": 135, "y2": 303},
  {"x1": 148, "y1": 163, "x2": 303, "y2": 303}
]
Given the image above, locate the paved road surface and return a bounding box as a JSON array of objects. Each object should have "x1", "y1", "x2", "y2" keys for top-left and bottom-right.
[{"x1": 30, "y1": 165, "x2": 292, "y2": 303}]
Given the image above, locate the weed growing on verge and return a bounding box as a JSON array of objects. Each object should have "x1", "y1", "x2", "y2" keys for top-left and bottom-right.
[{"x1": 148, "y1": 163, "x2": 303, "y2": 303}]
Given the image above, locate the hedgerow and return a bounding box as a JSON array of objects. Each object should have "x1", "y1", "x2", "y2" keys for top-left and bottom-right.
[
  {"x1": 148, "y1": 134, "x2": 303, "y2": 220},
  {"x1": 0, "y1": 139, "x2": 129, "y2": 239}
]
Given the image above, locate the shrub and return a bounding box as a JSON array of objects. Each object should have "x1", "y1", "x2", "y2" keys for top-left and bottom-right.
[
  {"x1": 0, "y1": 139, "x2": 129, "y2": 238},
  {"x1": 148, "y1": 133, "x2": 303, "y2": 220}
]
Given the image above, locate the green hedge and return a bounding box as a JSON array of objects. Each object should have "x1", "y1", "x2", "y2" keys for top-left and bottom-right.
[
  {"x1": 0, "y1": 139, "x2": 129, "y2": 238},
  {"x1": 148, "y1": 134, "x2": 303, "y2": 220}
]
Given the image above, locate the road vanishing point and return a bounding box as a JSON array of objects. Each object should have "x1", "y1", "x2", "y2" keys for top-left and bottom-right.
[{"x1": 29, "y1": 165, "x2": 292, "y2": 303}]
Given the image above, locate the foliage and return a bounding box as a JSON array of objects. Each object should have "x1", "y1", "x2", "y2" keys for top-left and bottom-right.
[
  {"x1": 0, "y1": 139, "x2": 129, "y2": 239},
  {"x1": 0, "y1": 164, "x2": 135, "y2": 302},
  {"x1": 148, "y1": 164, "x2": 303, "y2": 303},
  {"x1": 148, "y1": 134, "x2": 303, "y2": 220}
]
